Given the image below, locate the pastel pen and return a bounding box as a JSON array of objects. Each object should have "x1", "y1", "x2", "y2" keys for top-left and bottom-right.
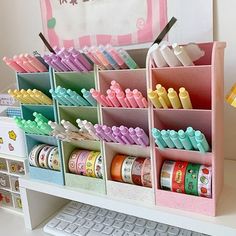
[
  {"x1": 87, "y1": 47, "x2": 106, "y2": 69},
  {"x1": 70, "y1": 55, "x2": 88, "y2": 72},
  {"x1": 133, "y1": 90, "x2": 145, "y2": 108},
  {"x1": 83, "y1": 123, "x2": 99, "y2": 140},
  {"x1": 51, "y1": 54, "x2": 69, "y2": 71},
  {"x1": 147, "y1": 89, "x2": 162, "y2": 108},
  {"x1": 24, "y1": 54, "x2": 48, "y2": 72},
  {"x1": 152, "y1": 128, "x2": 167, "y2": 149},
  {"x1": 82, "y1": 46, "x2": 102, "y2": 67},
  {"x1": 125, "y1": 89, "x2": 138, "y2": 108},
  {"x1": 156, "y1": 84, "x2": 171, "y2": 108},
  {"x1": 32, "y1": 90, "x2": 52, "y2": 104},
  {"x1": 168, "y1": 88, "x2": 182, "y2": 109},
  {"x1": 169, "y1": 130, "x2": 184, "y2": 149},
  {"x1": 33, "y1": 112, "x2": 49, "y2": 123},
  {"x1": 102, "y1": 126, "x2": 117, "y2": 142},
  {"x1": 119, "y1": 126, "x2": 134, "y2": 144},
  {"x1": 14, "y1": 56, "x2": 31, "y2": 72},
  {"x1": 195, "y1": 130, "x2": 210, "y2": 152},
  {"x1": 178, "y1": 130, "x2": 193, "y2": 150},
  {"x1": 161, "y1": 130, "x2": 175, "y2": 148},
  {"x1": 94, "y1": 124, "x2": 111, "y2": 141},
  {"x1": 48, "y1": 121, "x2": 66, "y2": 133},
  {"x1": 160, "y1": 44, "x2": 182, "y2": 67},
  {"x1": 117, "y1": 48, "x2": 138, "y2": 69},
  {"x1": 3, "y1": 57, "x2": 26, "y2": 73},
  {"x1": 110, "y1": 80, "x2": 122, "y2": 91},
  {"x1": 90, "y1": 89, "x2": 109, "y2": 107},
  {"x1": 19, "y1": 54, "x2": 38, "y2": 72},
  {"x1": 61, "y1": 120, "x2": 80, "y2": 132},
  {"x1": 112, "y1": 126, "x2": 125, "y2": 144},
  {"x1": 172, "y1": 43, "x2": 194, "y2": 66},
  {"x1": 186, "y1": 127, "x2": 198, "y2": 149},
  {"x1": 148, "y1": 43, "x2": 168, "y2": 68},
  {"x1": 81, "y1": 88, "x2": 97, "y2": 106},
  {"x1": 116, "y1": 90, "x2": 128, "y2": 108},
  {"x1": 43, "y1": 55, "x2": 57, "y2": 71},
  {"x1": 128, "y1": 127, "x2": 140, "y2": 145},
  {"x1": 179, "y1": 87, "x2": 193, "y2": 109},
  {"x1": 49, "y1": 89, "x2": 66, "y2": 105},
  {"x1": 67, "y1": 89, "x2": 90, "y2": 106},
  {"x1": 28, "y1": 121, "x2": 44, "y2": 135},
  {"x1": 107, "y1": 89, "x2": 121, "y2": 107},
  {"x1": 57, "y1": 92, "x2": 73, "y2": 106},
  {"x1": 135, "y1": 127, "x2": 149, "y2": 146}
]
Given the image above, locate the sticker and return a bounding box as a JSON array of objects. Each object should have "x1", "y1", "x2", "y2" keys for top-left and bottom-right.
[
  {"x1": 8, "y1": 143, "x2": 14, "y2": 151},
  {"x1": 8, "y1": 130, "x2": 17, "y2": 141},
  {"x1": 0, "y1": 138, "x2": 3, "y2": 144}
]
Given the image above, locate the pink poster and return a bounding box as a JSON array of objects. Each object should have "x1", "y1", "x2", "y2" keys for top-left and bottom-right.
[{"x1": 40, "y1": 0, "x2": 167, "y2": 49}]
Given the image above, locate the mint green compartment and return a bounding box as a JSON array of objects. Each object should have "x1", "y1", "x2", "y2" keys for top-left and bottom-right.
[{"x1": 62, "y1": 142, "x2": 106, "y2": 194}]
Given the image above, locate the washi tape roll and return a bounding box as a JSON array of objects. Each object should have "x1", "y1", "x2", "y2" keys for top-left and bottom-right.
[
  {"x1": 111, "y1": 154, "x2": 126, "y2": 182},
  {"x1": 76, "y1": 150, "x2": 90, "y2": 175},
  {"x1": 29, "y1": 144, "x2": 46, "y2": 167},
  {"x1": 160, "y1": 160, "x2": 175, "y2": 191},
  {"x1": 141, "y1": 158, "x2": 152, "y2": 188},
  {"x1": 185, "y1": 163, "x2": 201, "y2": 196},
  {"x1": 68, "y1": 149, "x2": 81, "y2": 173},
  {"x1": 94, "y1": 153, "x2": 103, "y2": 179},
  {"x1": 131, "y1": 157, "x2": 146, "y2": 186},
  {"x1": 86, "y1": 151, "x2": 100, "y2": 177},
  {"x1": 38, "y1": 146, "x2": 54, "y2": 168},
  {"x1": 121, "y1": 156, "x2": 136, "y2": 184},
  {"x1": 198, "y1": 165, "x2": 212, "y2": 198},
  {"x1": 172, "y1": 161, "x2": 188, "y2": 193},
  {"x1": 48, "y1": 147, "x2": 60, "y2": 171}
]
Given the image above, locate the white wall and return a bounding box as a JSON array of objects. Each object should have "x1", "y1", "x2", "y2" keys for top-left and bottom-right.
[{"x1": 0, "y1": 0, "x2": 236, "y2": 160}]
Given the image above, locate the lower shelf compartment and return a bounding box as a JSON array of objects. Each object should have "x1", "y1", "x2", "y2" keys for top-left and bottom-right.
[
  {"x1": 106, "y1": 180, "x2": 154, "y2": 205},
  {"x1": 65, "y1": 173, "x2": 106, "y2": 194},
  {"x1": 155, "y1": 189, "x2": 215, "y2": 216},
  {"x1": 29, "y1": 166, "x2": 64, "y2": 185}
]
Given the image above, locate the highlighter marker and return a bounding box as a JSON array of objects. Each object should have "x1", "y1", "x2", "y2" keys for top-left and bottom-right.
[
  {"x1": 156, "y1": 84, "x2": 171, "y2": 108},
  {"x1": 147, "y1": 89, "x2": 162, "y2": 108},
  {"x1": 125, "y1": 89, "x2": 138, "y2": 108},
  {"x1": 117, "y1": 48, "x2": 138, "y2": 69},
  {"x1": 119, "y1": 125, "x2": 135, "y2": 144},
  {"x1": 152, "y1": 128, "x2": 167, "y2": 149},
  {"x1": 179, "y1": 87, "x2": 193, "y2": 109},
  {"x1": 172, "y1": 43, "x2": 194, "y2": 66},
  {"x1": 149, "y1": 43, "x2": 168, "y2": 68},
  {"x1": 128, "y1": 127, "x2": 140, "y2": 145},
  {"x1": 195, "y1": 130, "x2": 210, "y2": 152},
  {"x1": 107, "y1": 89, "x2": 121, "y2": 107},
  {"x1": 3, "y1": 57, "x2": 26, "y2": 73},
  {"x1": 25, "y1": 54, "x2": 48, "y2": 72},
  {"x1": 186, "y1": 127, "x2": 198, "y2": 149},
  {"x1": 116, "y1": 90, "x2": 128, "y2": 108},
  {"x1": 160, "y1": 44, "x2": 182, "y2": 67},
  {"x1": 90, "y1": 89, "x2": 109, "y2": 107},
  {"x1": 102, "y1": 126, "x2": 117, "y2": 142},
  {"x1": 161, "y1": 130, "x2": 175, "y2": 148},
  {"x1": 135, "y1": 127, "x2": 149, "y2": 146},
  {"x1": 95, "y1": 124, "x2": 111, "y2": 142},
  {"x1": 178, "y1": 130, "x2": 193, "y2": 150},
  {"x1": 169, "y1": 130, "x2": 184, "y2": 149},
  {"x1": 168, "y1": 88, "x2": 182, "y2": 109},
  {"x1": 133, "y1": 90, "x2": 145, "y2": 108},
  {"x1": 81, "y1": 88, "x2": 96, "y2": 106}
]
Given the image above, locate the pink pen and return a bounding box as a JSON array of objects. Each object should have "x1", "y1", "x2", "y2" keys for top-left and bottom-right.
[
  {"x1": 90, "y1": 89, "x2": 109, "y2": 107},
  {"x1": 135, "y1": 127, "x2": 149, "y2": 146},
  {"x1": 116, "y1": 90, "x2": 128, "y2": 108},
  {"x1": 142, "y1": 97, "x2": 148, "y2": 108},
  {"x1": 25, "y1": 54, "x2": 48, "y2": 72},
  {"x1": 128, "y1": 127, "x2": 140, "y2": 145},
  {"x1": 83, "y1": 47, "x2": 101, "y2": 65},
  {"x1": 133, "y1": 90, "x2": 145, "y2": 108},
  {"x1": 105, "y1": 96, "x2": 114, "y2": 107},
  {"x1": 3, "y1": 57, "x2": 26, "y2": 73},
  {"x1": 125, "y1": 89, "x2": 138, "y2": 108},
  {"x1": 19, "y1": 54, "x2": 39, "y2": 72},
  {"x1": 106, "y1": 44, "x2": 128, "y2": 69},
  {"x1": 124, "y1": 98, "x2": 131, "y2": 108},
  {"x1": 78, "y1": 49, "x2": 93, "y2": 70},
  {"x1": 107, "y1": 89, "x2": 121, "y2": 107},
  {"x1": 14, "y1": 56, "x2": 31, "y2": 72},
  {"x1": 88, "y1": 47, "x2": 106, "y2": 69},
  {"x1": 110, "y1": 80, "x2": 122, "y2": 91}
]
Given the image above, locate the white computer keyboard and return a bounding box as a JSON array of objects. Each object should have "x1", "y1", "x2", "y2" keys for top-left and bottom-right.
[{"x1": 43, "y1": 201, "x2": 208, "y2": 236}]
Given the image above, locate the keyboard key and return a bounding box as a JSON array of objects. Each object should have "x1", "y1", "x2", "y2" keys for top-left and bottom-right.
[
  {"x1": 146, "y1": 221, "x2": 157, "y2": 229},
  {"x1": 124, "y1": 232, "x2": 135, "y2": 236},
  {"x1": 156, "y1": 233, "x2": 168, "y2": 236},
  {"x1": 77, "y1": 211, "x2": 88, "y2": 218},
  {"x1": 102, "y1": 226, "x2": 114, "y2": 234},
  {"x1": 94, "y1": 215, "x2": 105, "y2": 223},
  {"x1": 135, "y1": 218, "x2": 146, "y2": 227},
  {"x1": 64, "y1": 223, "x2": 77, "y2": 233},
  {"x1": 103, "y1": 218, "x2": 114, "y2": 226},
  {"x1": 93, "y1": 223, "x2": 105, "y2": 232},
  {"x1": 56, "y1": 221, "x2": 69, "y2": 231},
  {"x1": 74, "y1": 218, "x2": 86, "y2": 226},
  {"x1": 80, "y1": 204, "x2": 91, "y2": 212},
  {"x1": 113, "y1": 229, "x2": 125, "y2": 236},
  {"x1": 98, "y1": 208, "x2": 108, "y2": 216},
  {"x1": 113, "y1": 220, "x2": 124, "y2": 229},
  {"x1": 144, "y1": 229, "x2": 156, "y2": 236},
  {"x1": 168, "y1": 226, "x2": 180, "y2": 235},
  {"x1": 107, "y1": 211, "x2": 117, "y2": 219},
  {"x1": 116, "y1": 213, "x2": 126, "y2": 221},
  {"x1": 47, "y1": 218, "x2": 60, "y2": 228},
  {"x1": 179, "y1": 229, "x2": 192, "y2": 236},
  {"x1": 67, "y1": 202, "x2": 82, "y2": 209},
  {"x1": 83, "y1": 221, "x2": 95, "y2": 229},
  {"x1": 85, "y1": 213, "x2": 96, "y2": 221},
  {"x1": 192, "y1": 233, "x2": 205, "y2": 236},
  {"x1": 123, "y1": 223, "x2": 134, "y2": 232},
  {"x1": 125, "y1": 216, "x2": 136, "y2": 224},
  {"x1": 89, "y1": 206, "x2": 100, "y2": 214},
  {"x1": 156, "y1": 223, "x2": 168, "y2": 232},
  {"x1": 62, "y1": 207, "x2": 78, "y2": 216},
  {"x1": 133, "y1": 225, "x2": 145, "y2": 235},
  {"x1": 74, "y1": 227, "x2": 89, "y2": 236},
  {"x1": 56, "y1": 213, "x2": 76, "y2": 223}
]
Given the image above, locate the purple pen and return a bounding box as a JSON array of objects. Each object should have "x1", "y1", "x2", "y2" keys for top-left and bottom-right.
[
  {"x1": 94, "y1": 124, "x2": 112, "y2": 142},
  {"x1": 43, "y1": 55, "x2": 59, "y2": 71},
  {"x1": 128, "y1": 127, "x2": 140, "y2": 145},
  {"x1": 121, "y1": 135, "x2": 132, "y2": 145},
  {"x1": 112, "y1": 126, "x2": 126, "y2": 144},
  {"x1": 135, "y1": 127, "x2": 149, "y2": 146},
  {"x1": 63, "y1": 58, "x2": 80, "y2": 71},
  {"x1": 119, "y1": 125, "x2": 135, "y2": 144},
  {"x1": 103, "y1": 126, "x2": 117, "y2": 143},
  {"x1": 51, "y1": 54, "x2": 70, "y2": 71},
  {"x1": 73, "y1": 57, "x2": 88, "y2": 72},
  {"x1": 137, "y1": 137, "x2": 147, "y2": 147}
]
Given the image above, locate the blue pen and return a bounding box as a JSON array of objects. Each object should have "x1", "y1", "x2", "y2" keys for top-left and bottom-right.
[
  {"x1": 186, "y1": 127, "x2": 198, "y2": 149},
  {"x1": 64, "y1": 94, "x2": 79, "y2": 106},
  {"x1": 197, "y1": 143, "x2": 206, "y2": 153},
  {"x1": 169, "y1": 130, "x2": 184, "y2": 149},
  {"x1": 195, "y1": 130, "x2": 210, "y2": 152},
  {"x1": 67, "y1": 89, "x2": 90, "y2": 106},
  {"x1": 50, "y1": 91, "x2": 67, "y2": 106},
  {"x1": 81, "y1": 88, "x2": 96, "y2": 106},
  {"x1": 58, "y1": 94, "x2": 73, "y2": 106},
  {"x1": 178, "y1": 130, "x2": 193, "y2": 150},
  {"x1": 152, "y1": 128, "x2": 167, "y2": 149},
  {"x1": 58, "y1": 90, "x2": 74, "y2": 106},
  {"x1": 161, "y1": 130, "x2": 175, "y2": 148},
  {"x1": 70, "y1": 94, "x2": 82, "y2": 106}
]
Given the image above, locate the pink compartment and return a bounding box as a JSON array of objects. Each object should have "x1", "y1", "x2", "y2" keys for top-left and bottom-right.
[
  {"x1": 153, "y1": 109, "x2": 212, "y2": 145},
  {"x1": 98, "y1": 69, "x2": 147, "y2": 96},
  {"x1": 151, "y1": 66, "x2": 211, "y2": 110}
]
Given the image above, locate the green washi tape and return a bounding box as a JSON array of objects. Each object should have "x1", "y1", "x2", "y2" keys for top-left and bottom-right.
[{"x1": 185, "y1": 163, "x2": 201, "y2": 195}]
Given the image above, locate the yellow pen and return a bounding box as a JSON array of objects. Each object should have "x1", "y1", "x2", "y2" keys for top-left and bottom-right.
[
  {"x1": 179, "y1": 87, "x2": 193, "y2": 109},
  {"x1": 159, "y1": 96, "x2": 168, "y2": 109},
  {"x1": 41, "y1": 95, "x2": 53, "y2": 105},
  {"x1": 32, "y1": 89, "x2": 52, "y2": 104},
  {"x1": 156, "y1": 84, "x2": 171, "y2": 108},
  {"x1": 147, "y1": 89, "x2": 162, "y2": 108},
  {"x1": 168, "y1": 88, "x2": 182, "y2": 109}
]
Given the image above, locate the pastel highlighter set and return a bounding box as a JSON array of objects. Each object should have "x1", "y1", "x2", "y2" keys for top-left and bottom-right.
[
  {"x1": 148, "y1": 84, "x2": 192, "y2": 109},
  {"x1": 91, "y1": 80, "x2": 148, "y2": 108},
  {"x1": 49, "y1": 86, "x2": 96, "y2": 107},
  {"x1": 68, "y1": 149, "x2": 103, "y2": 179},
  {"x1": 152, "y1": 127, "x2": 210, "y2": 153},
  {"x1": 3, "y1": 53, "x2": 48, "y2": 73},
  {"x1": 161, "y1": 161, "x2": 212, "y2": 198}
]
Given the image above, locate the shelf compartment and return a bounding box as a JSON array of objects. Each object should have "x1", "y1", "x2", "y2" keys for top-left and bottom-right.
[
  {"x1": 17, "y1": 72, "x2": 52, "y2": 97},
  {"x1": 61, "y1": 142, "x2": 105, "y2": 193},
  {"x1": 151, "y1": 65, "x2": 211, "y2": 110},
  {"x1": 98, "y1": 69, "x2": 147, "y2": 96},
  {"x1": 153, "y1": 109, "x2": 212, "y2": 146}
]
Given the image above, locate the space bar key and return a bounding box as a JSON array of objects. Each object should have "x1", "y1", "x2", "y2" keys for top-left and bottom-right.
[{"x1": 86, "y1": 231, "x2": 107, "y2": 236}]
